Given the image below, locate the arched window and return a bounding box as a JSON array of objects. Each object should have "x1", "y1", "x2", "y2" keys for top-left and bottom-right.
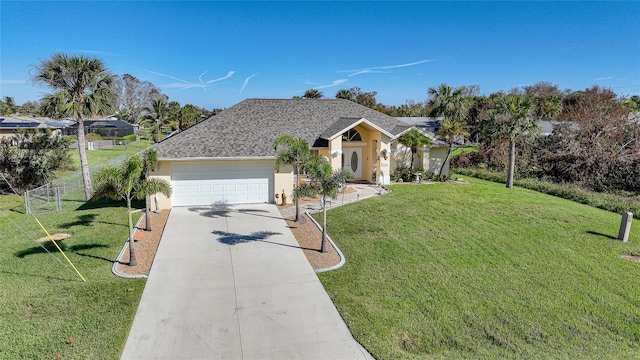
[{"x1": 341, "y1": 129, "x2": 362, "y2": 142}]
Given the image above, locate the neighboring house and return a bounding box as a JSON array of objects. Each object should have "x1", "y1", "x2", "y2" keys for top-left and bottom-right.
[
  {"x1": 396, "y1": 116, "x2": 443, "y2": 134},
  {"x1": 149, "y1": 99, "x2": 451, "y2": 209},
  {"x1": 539, "y1": 120, "x2": 580, "y2": 136},
  {"x1": 63, "y1": 118, "x2": 137, "y2": 137},
  {"x1": 0, "y1": 116, "x2": 61, "y2": 141}
]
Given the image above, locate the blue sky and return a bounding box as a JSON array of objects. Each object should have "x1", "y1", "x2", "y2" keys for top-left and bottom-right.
[{"x1": 1, "y1": 1, "x2": 639, "y2": 110}]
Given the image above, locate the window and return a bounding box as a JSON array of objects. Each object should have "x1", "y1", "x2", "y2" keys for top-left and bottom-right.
[{"x1": 341, "y1": 129, "x2": 362, "y2": 142}]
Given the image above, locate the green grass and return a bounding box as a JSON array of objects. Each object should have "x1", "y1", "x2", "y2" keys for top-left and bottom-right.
[
  {"x1": 0, "y1": 195, "x2": 145, "y2": 359},
  {"x1": 450, "y1": 145, "x2": 477, "y2": 157},
  {"x1": 318, "y1": 177, "x2": 640, "y2": 359},
  {"x1": 66, "y1": 140, "x2": 151, "y2": 170}
]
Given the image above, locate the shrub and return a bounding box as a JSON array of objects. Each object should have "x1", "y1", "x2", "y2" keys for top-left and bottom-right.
[
  {"x1": 86, "y1": 132, "x2": 103, "y2": 141},
  {"x1": 121, "y1": 133, "x2": 137, "y2": 141},
  {"x1": 391, "y1": 166, "x2": 429, "y2": 183}
]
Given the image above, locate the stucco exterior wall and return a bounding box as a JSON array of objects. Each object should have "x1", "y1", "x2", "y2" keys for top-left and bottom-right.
[
  {"x1": 378, "y1": 134, "x2": 392, "y2": 185},
  {"x1": 149, "y1": 160, "x2": 172, "y2": 209},
  {"x1": 389, "y1": 143, "x2": 451, "y2": 177},
  {"x1": 424, "y1": 147, "x2": 450, "y2": 175},
  {"x1": 274, "y1": 164, "x2": 294, "y2": 206}
]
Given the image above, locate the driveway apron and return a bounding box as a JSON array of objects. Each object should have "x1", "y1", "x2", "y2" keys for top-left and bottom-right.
[{"x1": 121, "y1": 204, "x2": 372, "y2": 360}]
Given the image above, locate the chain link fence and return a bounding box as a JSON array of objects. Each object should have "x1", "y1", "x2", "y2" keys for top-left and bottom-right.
[{"x1": 24, "y1": 154, "x2": 130, "y2": 214}]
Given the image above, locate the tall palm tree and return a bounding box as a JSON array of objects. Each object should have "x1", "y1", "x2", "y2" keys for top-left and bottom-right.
[
  {"x1": 489, "y1": 95, "x2": 539, "y2": 189},
  {"x1": 428, "y1": 83, "x2": 471, "y2": 179},
  {"x1": 436, "y1": 118, "x2": 470, "y2": 179},
  {"x1": 297, "y1": 156, "x2": 354, "y2": 253},
  {"x1": 93, "y1": 150, "x2": 171, "y2": 266},
  {"x1": 31, "y1": 53, "x2": 115, "y2": 201},
  {"x1": 273, "y1": 134, "x2": 311, "y2": 222},
  {"x1": 428, "y1": 83, "x2": 470, "y2": 123},
  {"x1": 146, "y1": 97, "x2": 169, "y2": 142},
  {"x1": 398, "y1": 129, "x2": 432, "y2": 170}
]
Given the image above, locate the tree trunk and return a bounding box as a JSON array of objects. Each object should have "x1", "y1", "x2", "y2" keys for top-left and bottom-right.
[
  {"x1": 145, "y1": 195, "x2": 152, "y2": 231},
  {"x1": 321, "y1": 195, "x2": 327, "y2": 253},
  {"x1": 127, "y1": 199, "x2": 137, "y2": 266},
  {"x1": 506, "y1": 140, "x2": 516, "y2": 189},
  {"x1": 410, "y1": 148, "x2": 416, "y2": 170},
  {"x1": 76, "y1": 117, "x2": 94, "y2": 201},
  {"x1": 439, "y1": 145, "x2": 452, "y2": 181}
]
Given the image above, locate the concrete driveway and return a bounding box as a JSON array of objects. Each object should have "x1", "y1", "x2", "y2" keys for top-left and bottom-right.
[{"x1": 121, "y1": 204, "x2": 373, "y2": 360}]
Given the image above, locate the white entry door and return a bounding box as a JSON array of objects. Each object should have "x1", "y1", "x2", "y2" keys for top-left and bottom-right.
[{"x1": 342, "y1": 148, "x2": 362, "y2": 178}]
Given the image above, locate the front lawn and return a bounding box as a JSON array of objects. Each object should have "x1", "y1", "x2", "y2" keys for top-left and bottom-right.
[
  {"x1": 319, "y1": 177, "x2": 640, "y2": 359},
  {"x1": 0, "y1": 195, "x2": 144, "y2": 359}
]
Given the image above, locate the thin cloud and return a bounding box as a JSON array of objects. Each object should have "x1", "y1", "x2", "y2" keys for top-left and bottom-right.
[
  {"x1": 347, "y1": 69, "x2": 384, "y2": 77},
  {"x1": 138, "y1": 68, "x2": 190, "y2": 84},
  {"x1": 341, "y1": 60, "x2": 432, "y2": 77},
  {"x1": 163, "y1": 82, "x2": 206, "y2": 90},
  {"x1": 205, "y1": 71, "x2": 235, "y2": 84},
  {"x1": 595, "y1": 76, "x2": 614, "y2": 81},
  {"x1": 138, "y1": 68, "x2": 235, "y2": 91},
  {"x1": 316, "y1": 79, "x2": 348, "y2": 89},
  {"x1": 239, "y1": 73, "x2": 259, "y2": 94}
]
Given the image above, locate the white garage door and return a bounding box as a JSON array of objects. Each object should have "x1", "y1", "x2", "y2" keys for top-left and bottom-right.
[{"x1": 171, "y1": 161, "x2": 272, "y2": 206}]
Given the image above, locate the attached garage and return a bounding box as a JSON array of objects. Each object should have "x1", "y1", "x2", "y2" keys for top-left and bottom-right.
[{"x1": 171, "y1": 161, "x2": 273, "y2": 206}]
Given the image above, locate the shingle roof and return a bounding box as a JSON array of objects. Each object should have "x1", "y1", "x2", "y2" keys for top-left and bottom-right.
[{"x1": 153, "y1": 98, "x2": 413, "y2": 159}]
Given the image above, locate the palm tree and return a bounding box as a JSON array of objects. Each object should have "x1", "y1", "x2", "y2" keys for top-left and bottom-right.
[
  {"x1": 436, "y1": 118, "x2": 469, "y2": 179},
  {"x1": 398, "y1": 129, "x2": 432, "y2": 170},
  {"x1": 303, "y1": 89, "x2": 324, "y2": 99},
  {"x1": 31, "y1": 53, "x2": 116, "y2": 201},
  {"x1": 428, "y1": 83, "x2": 471, "y2": 180},
  {"x1": 428, "y1": 83, "x2": 470, "y2": 123},
  {"x1": 335, "y1": 89, "x2": 353, "y2": 100},
  {"x1": 146, "y1": 97, "x2": 169, "y2": 142},
  {"x1": 93, "y1": 150, "x2": 171, "y2": 266},
  {"x1": 489, "y1": 95, "x2": 539, "y2": 189},
  {"x1": 297, "y1": 156, "x2": 354, "y2": 253},
  {"x1": 273, "y1": 134, "x2": 311, "y2": 222}
]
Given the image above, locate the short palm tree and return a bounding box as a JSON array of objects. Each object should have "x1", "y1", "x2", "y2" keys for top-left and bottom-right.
[
  {"x1": 436, "y1": 118, "x2": 469, "y2": 179},
  {"x1": 297, "y1": 156, "x2": 354, "y2": 253},
  {"x1": 93, "y1": 150, "x2": 171, "y2": 266},
  {"x1": 489, "y1": 95, "x2": 540, "y2": 189},
  {"x1": 398, "y1": 129, "x2": 432, "y2": 170},
  {"x1": 31, "y1": 53, "x2": 116, "y2": 201},
  {"x1": 273, "y1": 134, "x2": 311, "y2": 222}
]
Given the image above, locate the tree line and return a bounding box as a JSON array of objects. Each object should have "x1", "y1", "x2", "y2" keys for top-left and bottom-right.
[{"x1": 301, "y1": 83, "x2": 639, "y2": 194}]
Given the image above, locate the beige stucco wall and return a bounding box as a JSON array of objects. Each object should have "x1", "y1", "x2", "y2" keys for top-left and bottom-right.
[
  {"x1": 325, "y1": 124, "x2": 391, "y2": 184},
  {"x1": 148, "y1": 160, "x2": 173, "y2": 209},
  {"x1": 389, "y1": 143, "x2": 451, "y2": 178},
  {"x1": 423, "y1": 146, "x2": 450, "y2": 175},
  {"x1": 274, "y1": 164, "x2": 294, "y2": 206}
]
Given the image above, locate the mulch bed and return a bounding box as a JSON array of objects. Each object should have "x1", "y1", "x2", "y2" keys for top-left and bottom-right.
[
  {"x1": 114, "y1": 208, "x2": 340, "y2": 276},
  {"x1": 115, "y1": 210, "x2": 170, "y2": 276},
  {"x1": 284, "y1": 213, "x2": 341, "y2": 270}
]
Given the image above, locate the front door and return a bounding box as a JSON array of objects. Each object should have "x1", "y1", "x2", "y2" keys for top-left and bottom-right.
[{"x1": 342, "y1": 148, "x2": 362, "y2": 178}]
